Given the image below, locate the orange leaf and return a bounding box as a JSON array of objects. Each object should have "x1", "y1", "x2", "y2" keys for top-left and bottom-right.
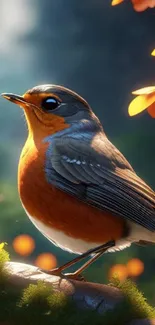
[
  {"x1": 151, "y1": 49, "x2": 155, "y2": 56},
  {"x1": 111, "y1": 0, "x2": 124, "y2": 6},
  {"x1": 132, "y1": 0, "x2": 155, "y2": 11},
  {"x1": 128, "y1": 91, "x2": 155, "y2": 116},
  {"x1": 147, "y1": 103, "x2": 155, "y2": 118},
  {"x1": 132, "y1": 86, "x2": 155, "y2": 95}
]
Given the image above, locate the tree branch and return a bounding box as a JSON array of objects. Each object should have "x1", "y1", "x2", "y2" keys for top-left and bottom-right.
[
  {"x1": 5, "y1": 261, "x2": 123, "y2": 312},
  {"x1": 3, "y1": 261, "x2": 155, "y2": 325}
]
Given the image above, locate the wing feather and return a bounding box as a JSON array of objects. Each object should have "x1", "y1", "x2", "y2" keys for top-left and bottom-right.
[{"x1": 48, "y1": 133, "x2": 155, "y2": 231}]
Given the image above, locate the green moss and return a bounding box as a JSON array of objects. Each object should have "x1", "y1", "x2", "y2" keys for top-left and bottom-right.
[
  {"x1": 0, "y1": 248, "x2": 154, "y2": 325},
  {"x1": 0, "y1": 246, "x2": 10, "y2": 265},
  {"x1": 0, "y1": 246, "x2": 10, "y2": 284},
  {"x1": 108, "y1": 277, "x2": 155, "y2": 323},
  {"x1": 16, "y1": 281, "x2": 99, "y2": 325},
  {"x1": 19, "y1": 281, "x2": 53, "y2": 308}
]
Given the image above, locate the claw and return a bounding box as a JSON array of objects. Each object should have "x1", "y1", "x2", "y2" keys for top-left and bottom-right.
[
  {"x1": 63, "y1": 272, "x2": 86, "y2": 281},
  {"x1": 39, "y1": 267, "x2": 86, "y2": 281},
  {"x1": 40, "y1": 267, "x2": 63, "y2": 277}
]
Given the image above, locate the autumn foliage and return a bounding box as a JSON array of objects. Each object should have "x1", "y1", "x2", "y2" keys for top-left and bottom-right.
[{"x1": 112, "y1": 0, "x2": 155, "y2": 12}]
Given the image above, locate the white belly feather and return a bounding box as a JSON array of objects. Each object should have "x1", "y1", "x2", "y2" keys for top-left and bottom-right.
[{"x1": 23, "y1": 206, "x2": 155, "y2": 254}]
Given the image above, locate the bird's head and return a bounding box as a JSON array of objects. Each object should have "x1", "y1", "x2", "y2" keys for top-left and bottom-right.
[{"x1": 1, "y1": 85, "x2": 96, "y2": 138}]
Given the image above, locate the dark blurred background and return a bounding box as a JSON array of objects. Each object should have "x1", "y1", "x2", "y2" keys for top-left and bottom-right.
[{"x1": 0, "y1": 0, "x2": 155, "y2": 303}]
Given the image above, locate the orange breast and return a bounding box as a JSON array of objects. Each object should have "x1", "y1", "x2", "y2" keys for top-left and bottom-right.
[{"x1": 18, "y1": 136, "x2": 126, "y2": 243}]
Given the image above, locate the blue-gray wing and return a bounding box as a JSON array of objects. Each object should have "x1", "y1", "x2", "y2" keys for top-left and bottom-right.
[{"x1": 48, "y1": 134, "x2": 155, "y2": 231}]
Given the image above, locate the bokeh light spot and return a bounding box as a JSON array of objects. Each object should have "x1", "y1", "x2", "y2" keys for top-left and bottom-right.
[
  {"x1": 35, "y1": 253, "x2": 57, "y2": 271},
  {"x1": 13, "y1": 234, "x2": 35, "y2": 256},
  {"x1": 127, "y1": 258, "x2": 144, "y2": 277},
  {"x1": 108, "y1": 264, "x2": 128, "y2": 281}
]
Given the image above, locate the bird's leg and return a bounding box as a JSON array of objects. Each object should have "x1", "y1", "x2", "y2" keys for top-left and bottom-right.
[
  {"x1": 41, "y1": 240, "x2": 115, "y2": 280},
  {"x1": 64, "y1": 250, "x2": 106, "y2": 281}
]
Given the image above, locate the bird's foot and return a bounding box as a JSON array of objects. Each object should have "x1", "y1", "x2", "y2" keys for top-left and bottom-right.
[
  {"x1": 40, "y1": 267, "x2": 85, "y2": 281},
  {"x1": 63, "y1": 272, "x2": 86, "y2": 282},
  {"x1": 40, "y1": 267, "x2": 63, "y2": 277}
]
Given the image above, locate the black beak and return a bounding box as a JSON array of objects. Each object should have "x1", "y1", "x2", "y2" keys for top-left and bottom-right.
[{"x1": 1, "y1": 93, "x2": 27, "y2": 106}]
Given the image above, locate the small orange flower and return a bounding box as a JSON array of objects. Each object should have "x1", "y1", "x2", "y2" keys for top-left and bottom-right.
[
  {"x1": 111, "y1": 0, "x2": 155, "y2": 11},
  {"x1": 128, "y1": 86, "x2": 155, "y2": 118}
]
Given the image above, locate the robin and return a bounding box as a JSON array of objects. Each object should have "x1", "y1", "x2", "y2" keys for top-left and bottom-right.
[{"x1": 1, "y1": 85, "x2": 155, "y2": 281}]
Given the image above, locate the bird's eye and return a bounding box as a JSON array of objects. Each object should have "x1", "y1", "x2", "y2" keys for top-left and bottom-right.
[{"x1": 41, "y1": 97, "x2": 60, "y2": 111}]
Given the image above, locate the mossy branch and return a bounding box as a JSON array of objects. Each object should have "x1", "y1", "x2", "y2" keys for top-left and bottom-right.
[{"x1": 0, "y1": 248, "x2": 155, "y2": 325}]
